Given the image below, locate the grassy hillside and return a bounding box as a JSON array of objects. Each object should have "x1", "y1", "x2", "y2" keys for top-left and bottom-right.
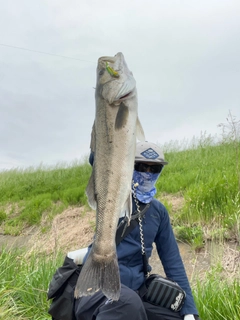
[
  {"x1": 0, "y1": 134, "x2": 239, "y2": 320},
  {"x1": 0, "y1": 134, "x2": 239, "y2": 244},
  {"x1": 0, "y1": 162, "x2": 91, "y2": 235},
  {"x1": 158, "y1": 136, "x2": 240, "y2": 244}
]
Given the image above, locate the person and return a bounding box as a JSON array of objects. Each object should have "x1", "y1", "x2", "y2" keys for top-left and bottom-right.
[{"x1": 71, "y1": 141, "x2": 200, "y2": 320}]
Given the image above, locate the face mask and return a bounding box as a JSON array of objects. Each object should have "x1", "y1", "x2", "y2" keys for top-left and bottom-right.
[{"x1": 132, "y1": 170, "x2": 160, "y2": 203}]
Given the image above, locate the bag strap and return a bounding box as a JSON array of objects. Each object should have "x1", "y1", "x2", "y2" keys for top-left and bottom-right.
[{"x1": 115, "y1": 199, "x2": 150, "y2": 246}]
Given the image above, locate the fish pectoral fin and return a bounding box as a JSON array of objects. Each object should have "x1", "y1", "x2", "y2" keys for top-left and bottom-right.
[
  {"x1": 136, "y1": 117, "x2": 145, "y2": 141},
  {"x1": 115, "y1": 102, "x2": 129, "y2": 130},
  {"x1": 90, "y1": 121, "x2": 96, "y2": 152},
  {"x1": 74, "y1": 249, "x2": 121, "y2": 301},
  {"x1": 120, "y1": 193, "x2": 132, "y2": 225},
  {"x1": 86, "y1": 171, "x2": 96, "y2": 210}
]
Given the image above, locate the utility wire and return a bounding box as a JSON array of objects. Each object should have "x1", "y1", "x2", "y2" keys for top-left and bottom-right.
[{"x1": 0, "y1": 43, "x2": 95, "y2": 64}]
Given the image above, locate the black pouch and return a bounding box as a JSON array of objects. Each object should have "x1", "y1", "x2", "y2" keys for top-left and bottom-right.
[
  {"x1": 47, "y1": 256, "x2": 82, "y2": 320},
  {"x1": 139, "y1": 274, "x2": 186, "y2": 312}
]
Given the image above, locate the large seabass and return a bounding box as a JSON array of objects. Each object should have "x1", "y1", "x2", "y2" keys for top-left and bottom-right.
[{"x1": 75, "y1": 52, "x2": 145, "y2": 300}]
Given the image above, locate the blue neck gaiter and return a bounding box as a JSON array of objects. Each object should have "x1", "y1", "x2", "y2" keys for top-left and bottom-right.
[{"x1": 132, "y1": 170, "x2": 160, "y2": 203}]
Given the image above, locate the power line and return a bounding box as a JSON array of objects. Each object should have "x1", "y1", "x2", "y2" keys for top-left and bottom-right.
[{"x1": 0, "y1": 43, "x2": 95, "y2": 64}]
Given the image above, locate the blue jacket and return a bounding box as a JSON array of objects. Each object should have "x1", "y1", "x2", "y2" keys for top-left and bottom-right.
[
  {"x1": 117, "y1": 198, "x2": 198, "y2": 316},
  {"x1": 86, "y1": 197, "x2": 198, "y2": 316}
]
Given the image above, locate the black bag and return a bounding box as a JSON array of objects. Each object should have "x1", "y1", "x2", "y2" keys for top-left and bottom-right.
[
  {"x1": 47, "y1": 256, "x2": 82, "y2": 320},
  {"x1": 140, "y1": 274, "x2": 186, "y2": 312}
]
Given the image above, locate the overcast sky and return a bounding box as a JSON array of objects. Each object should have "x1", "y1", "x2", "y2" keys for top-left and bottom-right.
[{"x1": 1, "y1": 0, "x2": 240, "y2": 171}]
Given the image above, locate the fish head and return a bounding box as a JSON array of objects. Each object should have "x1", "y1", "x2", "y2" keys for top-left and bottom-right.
[{"x1": 96, "y1": 52, "x2": 136, "y2": 105}]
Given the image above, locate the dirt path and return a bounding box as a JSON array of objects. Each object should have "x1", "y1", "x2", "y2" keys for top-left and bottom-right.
[{"x1": 1, "y1": 205, "x2": 239, "y2": 282}]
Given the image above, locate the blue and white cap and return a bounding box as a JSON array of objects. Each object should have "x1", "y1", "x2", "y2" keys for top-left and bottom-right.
[{"x1": 135, "y1": 141, "x2": 168, "y2": 165}]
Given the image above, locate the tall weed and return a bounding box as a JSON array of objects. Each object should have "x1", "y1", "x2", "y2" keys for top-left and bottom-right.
[
  {"x1": 0, "y1": 247, "x2": 64, "y2": 319},
  {"x1": 194, "y1": 272, "x2": 240, "y2": 320}
]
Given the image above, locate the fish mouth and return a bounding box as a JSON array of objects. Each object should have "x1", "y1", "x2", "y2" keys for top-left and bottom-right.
[
  {"x1": 114, "y1": 76, "x2": 136, "y2": 102},
  {"x1": 98, "y1": 53, "x2": 136, "y2": 103},
  {"x1": 100, "y1": 56, "x2": 116, "y2": 63},
  {"x1": 118, "y1": 91, "x2": 132, "y2": 100},
  {"x1": 107, "y1": 89, "x2": 134, "y2": 105},
  {"x1": 99, "y1": 52, "x2": 123, "y2": 64}
]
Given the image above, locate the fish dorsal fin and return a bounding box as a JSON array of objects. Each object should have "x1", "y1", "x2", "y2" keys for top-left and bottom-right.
[
  {"x1": 115, "y1": 102, "x2": 129, "y2": 130},
  {"x1": 136, "y1": 117, "x2": 145, "y2": 141}
]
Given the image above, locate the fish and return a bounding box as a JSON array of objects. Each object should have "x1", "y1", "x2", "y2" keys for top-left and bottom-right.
[{"x1": 74, "y1": 52, "x2": 145, "y2": 301}]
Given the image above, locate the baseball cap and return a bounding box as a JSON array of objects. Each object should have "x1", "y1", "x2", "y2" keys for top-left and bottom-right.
[{"x1": 135, "y1": 141, "x2": 168, "y2": 165}]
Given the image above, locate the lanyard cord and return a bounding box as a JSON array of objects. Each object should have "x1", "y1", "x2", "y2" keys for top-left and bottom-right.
[
  {"x1": 132, "y1": 180, "x2": 149, "y2": 277},
  {"x1": 132, "y1": 181, "x2": 145, "y2": 255}
]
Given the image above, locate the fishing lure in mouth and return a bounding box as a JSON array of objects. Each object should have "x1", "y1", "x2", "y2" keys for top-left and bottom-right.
[{"x1": 106, "y1": 62, "x2": 119, "y2": 78}]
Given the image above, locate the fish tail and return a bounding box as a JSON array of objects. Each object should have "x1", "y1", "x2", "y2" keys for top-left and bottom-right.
[{"x1": 74, "y1": 249, "x2": 121, "y2": 301}]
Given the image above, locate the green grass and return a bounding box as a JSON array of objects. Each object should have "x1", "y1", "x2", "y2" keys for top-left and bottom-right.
[
  {"x1": 0, "y1": 161, "x2": 92, "y2": 235},
  {"x1": 0, "y1": 247, "x2": 65, "y2": 319},
  {"x1": 193, "y1": 270, "x2": 240, "y2": 320},
  {"x1": 157, "y1": 136, "x2": 240, "y2": 242},
  {"x1": 0, "y1": 247, "x2": 239, "y2": 319},
  {"x1": 0, "y1": 161, "x2": 91, "y2": 203}
]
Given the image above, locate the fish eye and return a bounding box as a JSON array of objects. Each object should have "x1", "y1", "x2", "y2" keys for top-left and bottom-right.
[{"x1": 99, "y1": 69, "x2": 105, "y2": 76}]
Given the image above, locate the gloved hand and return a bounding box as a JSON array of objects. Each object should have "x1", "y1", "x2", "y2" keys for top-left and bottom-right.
[{"x1": 184, "y1": 315, "x2": 195, "y2": 320}]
